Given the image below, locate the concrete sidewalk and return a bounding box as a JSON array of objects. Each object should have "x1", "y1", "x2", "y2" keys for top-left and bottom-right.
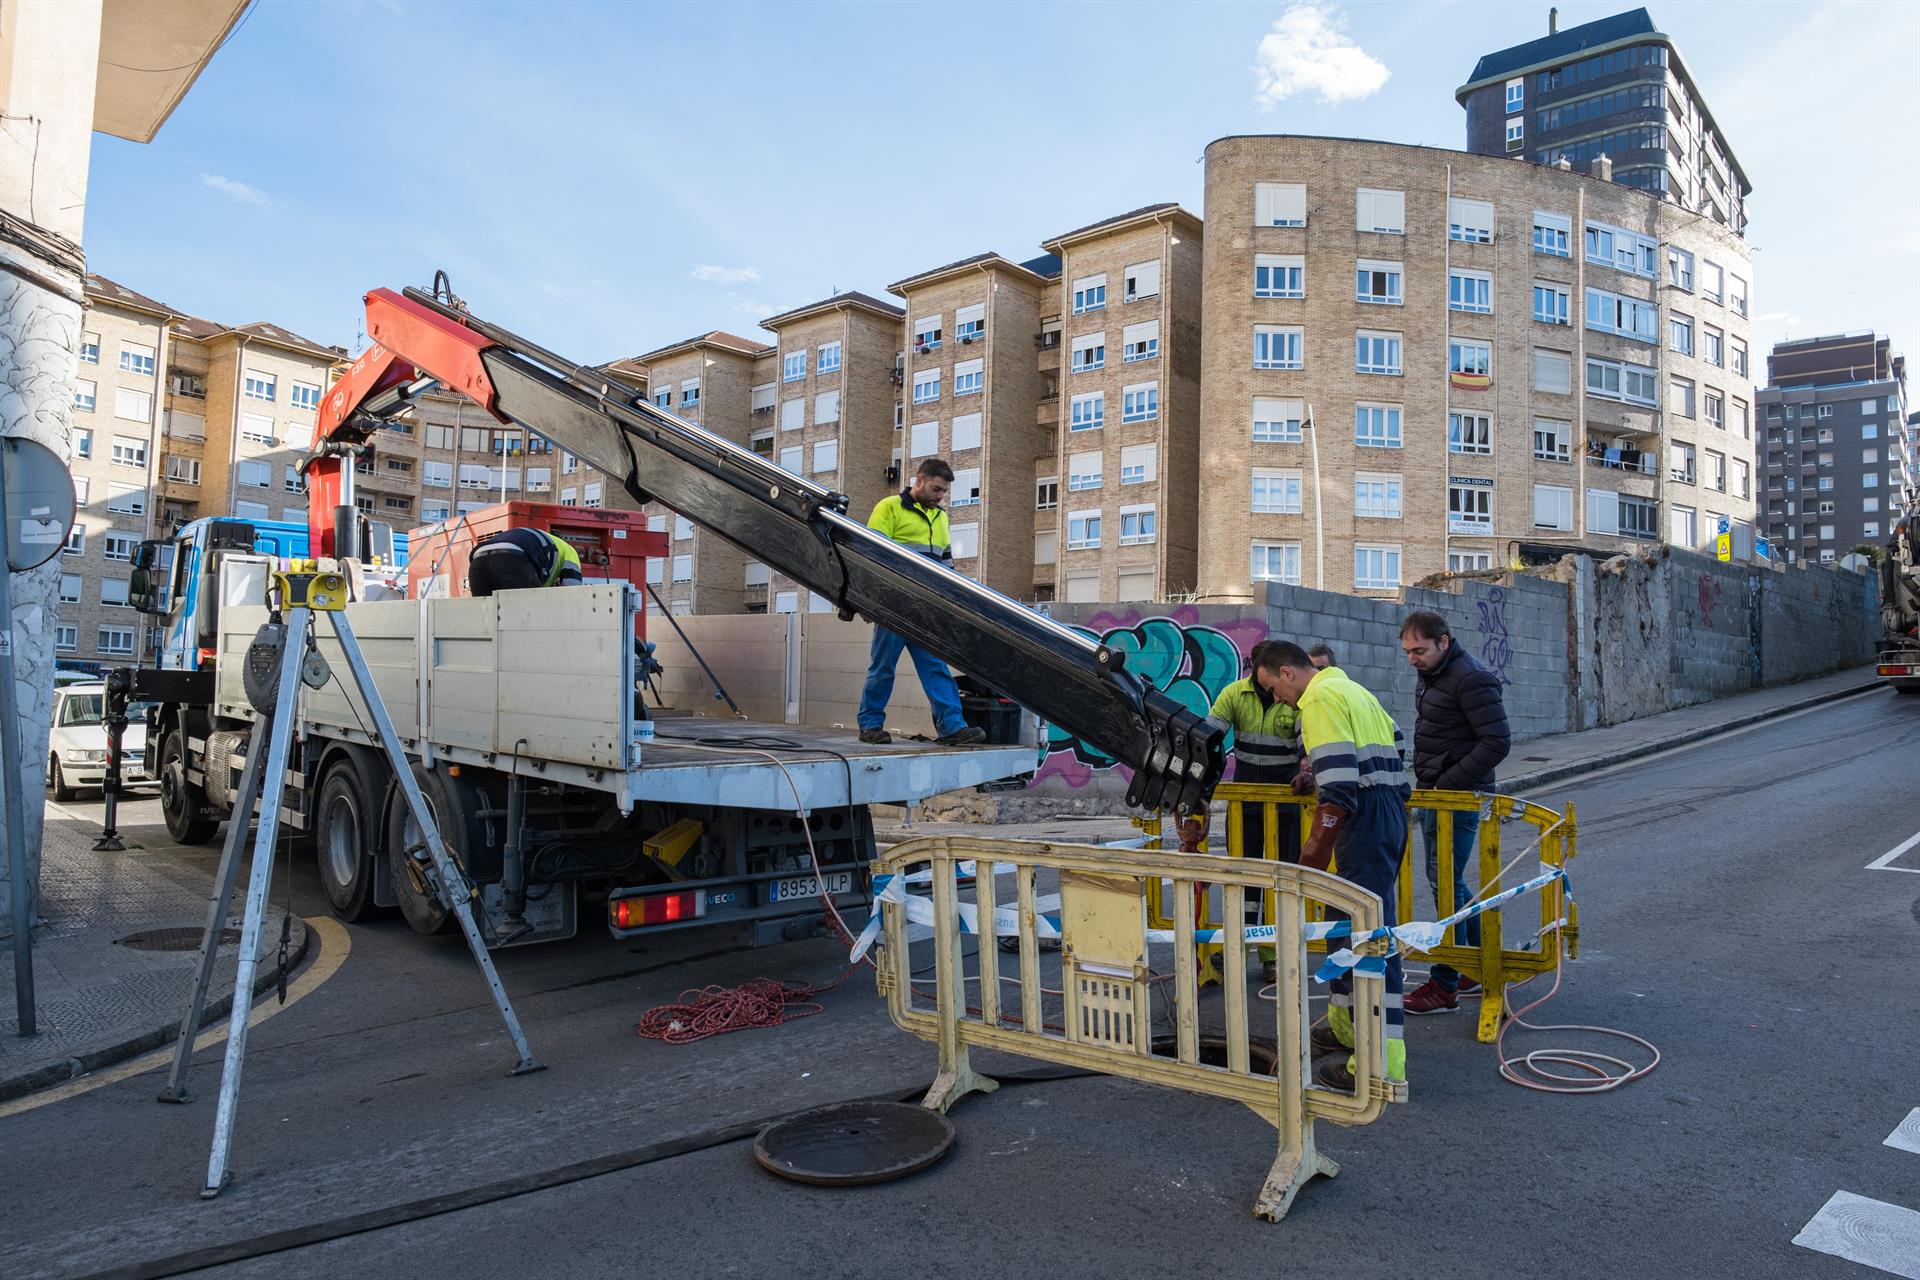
[
  {"x1": 873, "y1": 662, "x2": 1888, "y2": 845},
  {"x1": 0, "y1": 811, "x2": 307, "y2": 1102}
]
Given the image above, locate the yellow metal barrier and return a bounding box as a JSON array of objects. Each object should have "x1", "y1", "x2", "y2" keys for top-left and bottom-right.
[
  {"x1": 870, "y1": 835, "x2": 1404, "y2": 1222},
  {"x1": 1205, "y1": 783, "x2": 1580, "y2": 1043}
]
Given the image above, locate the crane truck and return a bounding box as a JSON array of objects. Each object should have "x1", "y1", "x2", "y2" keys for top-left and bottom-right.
[
  {"x1": 1879, "y1": 504, "x2": 1920, "y2": 695},
  {"x1": 119, "y1": 283, "x2": 1228, "y2": 949}
]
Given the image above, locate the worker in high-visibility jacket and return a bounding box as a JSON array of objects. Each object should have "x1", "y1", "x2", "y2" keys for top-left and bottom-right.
[
  {"x1": 1210, "y1": 641, "x2": 1303, "y2": 976},
  {"x1": 466, "y1": 526, "x2": 583, "y2": 596},
  {"x1": 1254, "y1": 640, "x2": 1410, "y2": 1091}
]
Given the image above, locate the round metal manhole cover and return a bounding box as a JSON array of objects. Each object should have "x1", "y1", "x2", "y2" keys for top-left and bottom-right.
[
  {"x1": 118, "y1": 927, "x2": 238, "y2": 952},
  {"x1": 754, "y1": 1100, "x2": 956, "y2": 1186}
]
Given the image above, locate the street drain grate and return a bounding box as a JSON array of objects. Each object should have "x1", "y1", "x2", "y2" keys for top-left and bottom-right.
[{"x1": 118, "y1": 927, "x2": 238, "y2": 952}]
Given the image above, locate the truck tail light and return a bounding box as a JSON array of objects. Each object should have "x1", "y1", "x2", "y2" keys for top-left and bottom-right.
[
  {"x1": 1879, "y1": 664, "x2": 1919, "y2": 678},
  {"x1": 610, "y1": 888, "x2": 705, "y2": 930}
]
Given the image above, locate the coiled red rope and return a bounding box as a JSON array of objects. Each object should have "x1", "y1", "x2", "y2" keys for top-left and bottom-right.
[{"x1": 636, "y1": 970, "x2": 857, "y2": 1044}]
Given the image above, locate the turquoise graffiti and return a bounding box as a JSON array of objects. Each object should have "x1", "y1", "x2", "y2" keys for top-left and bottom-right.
[{"x1": 1032, "y1": 607, "x2": 1267, "y2": 789}]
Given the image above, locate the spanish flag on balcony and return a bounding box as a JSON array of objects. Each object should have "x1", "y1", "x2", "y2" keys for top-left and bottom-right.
[{"x1": 1450, "y1": 371, "x2": 1491, "y2": 391}]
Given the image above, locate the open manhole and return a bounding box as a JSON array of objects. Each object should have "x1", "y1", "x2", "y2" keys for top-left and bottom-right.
[
  {"x1": 755, "y1": 1100, "x2": 955, "y2": 1186},
  {"x1": 118, "y1": 927, "x2": 238, "y2": 952},
  {"x1": 1151, "y1": 1034, "x2": 1281, "y2": 1075}
]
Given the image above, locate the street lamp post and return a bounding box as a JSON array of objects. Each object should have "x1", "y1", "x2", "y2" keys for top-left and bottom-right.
[{"x1": 1304, "y1": 404, "x2": 1325, "y2": 590}]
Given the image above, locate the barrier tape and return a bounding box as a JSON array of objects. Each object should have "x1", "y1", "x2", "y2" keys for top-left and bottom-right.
[{"x1": 849, "y1": 864, "x2": 1573, "y2": 979}]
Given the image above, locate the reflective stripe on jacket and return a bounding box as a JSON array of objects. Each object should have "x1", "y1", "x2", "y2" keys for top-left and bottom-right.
[
  {"x1": 868, "y1": 489, "x2": 951, "y2": 560},
  {"x1": 1209, "y1": 676, "x2": 1300, "y2": 781},
  {"x1": 1296, "y1": 666, "x2": 1410, "y2": 814}
]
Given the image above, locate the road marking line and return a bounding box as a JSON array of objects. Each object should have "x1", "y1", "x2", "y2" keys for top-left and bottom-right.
[
  {"x1": 1793, "y1": 1191, "x2": 1920, "y2": 1279},
  {"x1": 1867, "y1": 830, "x2": 1920, "y2": 874},
  {"x1": 0, "y1": 916, "x2": 351, "y2": 1121},
  {"x1": 1887, "y1": 1108, "x2": 1920, "y2": 1156}
]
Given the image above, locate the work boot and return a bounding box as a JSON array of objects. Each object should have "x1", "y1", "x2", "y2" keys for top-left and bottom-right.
[
  {"x1": 858, "y1": 727, "x2": 892, "y2": 744},
  {"x1": 1404, "y1": 978, "x2": 1459, "y2": 1015},
  {"x1": 1310, "y1": 1023, "x2": 1347, "y2": 1055},
  {"x1": 937, "y1": 725, "x2": 987, "y2": 746},
  {"x1": 1315, "y1": 1061, "x2": 1356, "y2": 1093}
]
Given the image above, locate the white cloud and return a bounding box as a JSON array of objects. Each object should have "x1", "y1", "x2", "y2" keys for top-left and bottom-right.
[
  {"x1": 692, "y1": 264, "x2": 761, "y2": 285},
  {"x1": 1253, "y1": 3, "x2": 1390, "y2": 108},
  {"x1": 200, "y1": 172, "x2": 271, "y2": 208}
]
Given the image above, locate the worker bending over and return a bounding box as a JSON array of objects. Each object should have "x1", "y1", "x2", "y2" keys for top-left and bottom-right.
[
  {"x1": 1254, "y1": 641, "x2": 1410, "y2": 1091},
  {"x1": 467, "y1": 527, "x2": 583, "y2": 596}
]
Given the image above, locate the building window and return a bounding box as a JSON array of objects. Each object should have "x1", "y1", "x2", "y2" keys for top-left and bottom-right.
[
  {"x1": 1069, "y1": 392, "x2": 1105, "y2": 431},
  {"x1": 1532, "y1": 282, "x2": 1570, "y2": 325},
  {"x1": 1505, "y1": 76, "x2": 1524, "y2": 112},
  {"x1": 1505, "y1": 117, "x2": 1524, "y2": 151},
  {"x1": 1532, "y1": 419, "x2": 1571, "y2": 462},
  {"x1": 1123, "y1": 260, "x2": 1161, "y2": 302},
  {"x1": 107, "y1": 482, "x2": 145, "y2": 515},
  {"x1": 1533, "y1": 211, "x2": 1572, "y2": 257},
  {"x1": 951, "y1": 412, "x2": 982, "y2": 451},
  {"x1": 120, "y1": 343, "x2": 156, "y2": 376},
  {"x1": 1584, "y1": 222, "x2": 1659, "y2": 277},
  {"x1": 947, "y1": 522, "x2": 979, "y2": 560},
  {"x1": 243, "y1": 370, "x2": 276, "y2": 401},
  {"x1": 1354, "y1": 188, "x2": 1405, "y2": 234},
  {"x1": 98, "y1": 627, "x2": 136, "y2": 657},
  {"x1": 74, "y1": 428, "x2": 92, "y2": 459},
  {"x1": 1448, "y1": 269, "x2": 1491, "y2": 313},
  {"x1": 1665, "y1": 246, "x2": 1694, "y2": 291},
  {"x1": 1586, "y1": 288, "x2": 1659, "y2": 341},
  {"x1": 912, "y1": 369, "x2": 940, "y2": 404},
  {"x1": 653, "y1": 388, "x2": 672, "y2": 409},
  {"x1": 781, "y1": 398, "x2": 805, "y2": 432},
  {"x1": 1121, "y1": 383, "x2": 1159, "y2": 423},
  {"x1": 73, "y1": 379, "x2": 96, "y2": 411},
  {"x1": 79, "y1": 332, "x2": 100, "y2": 364},
  {"x1": 1355, "y1": 403, "x2": 1402, "y2": 448},
  {"x1": 1120, "y1": 443, "x2": 1157, "y2": 485},
  {"x1": 1122, "y1": 320, "x2": 1159, "y2": 363},
  {"x1": 1066, "y1": 511, "x2": 1102, "y2": 550},
  {"x1": 1670, "y1": 377, "x2": 1696, "y2": 419},
  {"x1": 55, "y1": 624, "x2": 76, "y2": 652},
  {"x1": 1619, "y1": 496, "x2": 1659, "y2": 539},
  {"x1": 1036, "y1": 476, "x2": 1058, "y2": 510},
  {"x1": 423, "y1": 461, "x2": 452, "y2": 488},
  {"x1": 1119, "y1": 504, "x2": 1157, "y2": 545},
  {"x1": 1669, "y1": 442, "x2": 1696, "y2": 484},
  {"x1": 64, "y1": 527, "x2": 85, "y2": 556},
  {"x1": 1705, "y1": 449, "x2": 1726, "y2": 492},
  {"x1": 114, "y1": 387, "x2": 153, "y2": 423},
  {"x1": 910, "y1": 421, "x2": 938, "y2": 456},
  {"x1": 1067, "y1": 451, "x2": 1103, "y2": 492},
  {"x1": 1705, "y1": 391, "x2": 1725, "y2": 431},
  {"x1": 817, "y1": 341, "x2": 842, "y2": 373},
  {"x1": 1670, "y1": 505, "x2": 1697, "y2": 547},
  {"x1": 1449, "y1": 412, "x2": 1491, "y2": 454},
  {"x1": 952, "y1": 361, "x2": 982, "y2": 397},
  {"x1": 812, "y1": 440, "x2": 839, "y2": 474},
  {"x1": 783, "y1": 351, "x2": 807, "y2": 381},
  {"x1": 1702, "y1": 327, "x2": 1724, "y2": 367},
  {"x1": 1071, "y1": 333, "x2": 1106, "y2": 373},
  {"x1": 1251, "y1": 542, "x2": 1301, "y2": 584},
  {"x1": 291, "y1": 381, "x2": 321, "y2": 411},
  {"x1": 1448, "y1": 340, "x2": 1491, "y2": 378},
  {"x1": 1450, "y1": 550, "x2": 1494, "y2": 572},
  {"x1": 1355, "y1": 331, "x2": 1401, "y2": 375},
  {"x1": 1586, "y1": 356, "x2": 1657, "y2": 406},
  {"x1": 1668, "y1": 313, "x2": 1694, "y2": 354},
  {"x1": 680, "y1": 379, "x2": 700, "y2": 408},
  {"x1": 1355, "y1": 260, "x2": 1403, "y2": 305},
  {"x1": 58, "y1": 573, "x2": 81, "y2": 603},
  {"x1": 236, "y1": 459, "x2": 271, "y2": 488},
  {"x1": 110, "y1": 435, "x2": 147, "y2": 467},
  {"x1": 1448, "y1": 198, "x2": 1494, "y2": 243},
  {"x1": 778, "y1": 445, "x2": 803, "y2": 474},
  {"x1": 1255, "y1": 326, "x2": 1303, "y2": 370},
  {"x1": 672, "y1": 555, "x2": 692, "y2": 582},
  {"x1": 1449, "y1": 481, "x2": 1492, "y2": 530},
  {"x1": 1817, "y1": 404, "x2": 1833, "y2": 419},
  {"x1": 1354, "y1": 544, "x2": 1401, "y2": 590},
  {"x1": 913, "y1": 315, "x2": 942, "y2": 353},
  {"x1": 1729, "y1": 275, "x2": 1748, "y2": 317},
  {"x1": 1733, "y1": 459, "x2": 1750, "y2": 498},
  {"x1": 103, "y1": 532, "x2": 137, "y2": 561},
  {"x1": 956, "y1": 306, "x2": 985, "y2": 344},
  {"x1": 382, "y1": 495, "x2": 410, "y2": 513},
  {"x1": 1531, "y1": 483, "x2": 1572, "y2": 530},
  {"x1": 1255, "y1": 182, "x2": 1307, "y2": 227},
  {"x1": 1732, "y1": 399, "x2": 1750, "y2": 438},
  {"x1": 1253, "y1": 397, "x2": 1304, "y2": 443},
  {"x1": 1072, "y1": 274, "x2": 1107, "y2": 315},
  {"x1": 1354, "y1": 472, "x2": 1402, "y2": 519},
  {"x1": 1863, "y1": 422, "x2": 1880, "y2": 440},
  {"x1": 1254, "y1": 255, "x2": 1304, "y2": 299},
  {"x1": 582, "y1": 483, "x2": 602, "y2": 510},
  {"x1": 1252, "y1": 468, "x2": 1303, "y2": 514}
]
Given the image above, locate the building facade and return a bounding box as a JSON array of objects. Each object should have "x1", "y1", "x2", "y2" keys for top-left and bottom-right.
[
  {"x1": 1757, "y1": 334, "x2": 1910, "y2": 565},
  {"x1": 1457, "y1": 7, "x2": 1750, "y2": 234},
  {"x1": 1197, "y1": 134, "x2": 1754, "y2": 600}
]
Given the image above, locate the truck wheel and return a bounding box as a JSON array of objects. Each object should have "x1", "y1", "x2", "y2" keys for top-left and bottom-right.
[
  {"x1": 48, "y1": 753, "x2": 76, "y2": 802},
  {"x1": 1898, "y1": 684, "x2": 1920, "y2": 696},
  {"x1": 159, "y1": 733, "x2": 220, "y2": 845},
  {"x1": 316, "y1": 756, "x2": 387, "y2": 922},
  {"x1": 386, "y1": 766, "x2": 455, "y2": 936}
]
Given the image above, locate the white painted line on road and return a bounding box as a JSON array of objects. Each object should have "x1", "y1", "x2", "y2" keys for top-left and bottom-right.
[
  {"x1": 1866, "y1": 830, "x2": 1920, "y2": 874},
  {"x1": 1886, "y1": 1109, "x2": 1920, "y2": 1156},
  {"x1": 1794, "y1": 1191, "x2": 1920, "y2": 1279}
]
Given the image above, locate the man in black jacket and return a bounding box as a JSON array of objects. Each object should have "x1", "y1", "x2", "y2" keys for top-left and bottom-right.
[{"x1": 1399, "y1": 610, "x2": 1510, "y2": 1015}]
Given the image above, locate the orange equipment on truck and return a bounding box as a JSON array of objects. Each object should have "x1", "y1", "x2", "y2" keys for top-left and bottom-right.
[{"x1": 404, "y1": 502, "x2": 668, "y2": 620}]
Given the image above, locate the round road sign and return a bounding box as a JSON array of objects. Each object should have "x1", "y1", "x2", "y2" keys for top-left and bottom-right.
[{"x1": 2, "y1": 437, "x2": 77, "y2": 573}]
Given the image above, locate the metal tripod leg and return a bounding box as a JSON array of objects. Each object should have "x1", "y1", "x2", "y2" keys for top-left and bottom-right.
[
  {"x1": 326, "y1": 610, "x2": 543, "y2": 1077},
  {"x1": 200, "y1": 607, "x2": 310, "y2": 1198},
  {"x1": 157, "y1": 716, "x2": 274, "y2": 1106}
]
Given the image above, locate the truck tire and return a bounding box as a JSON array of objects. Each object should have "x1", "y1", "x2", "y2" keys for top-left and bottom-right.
[
  {"x1": 315, "y1": 755, "x2": 388, "y2": 922},
  {"x1": 47, "y1": 753, "x2": 76, "y2": 802},
  {"x1": 159, "y1": 733, "x2": 220, "y2": 845},
  {"x1": 385, "y1": 765, "x2": 457, "y2": 936},
  {"x1": 1897, "y1": 684, "x2": 1920, "y2": 696}
]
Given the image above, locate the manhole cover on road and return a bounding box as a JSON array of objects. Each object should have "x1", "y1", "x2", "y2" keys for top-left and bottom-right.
[
  {"x1": 117, "y1": 927, "x2": 238, "y2": 952},
  {"x1": 754, "y1": 1100, "x2": 955, "y2": 1186}
]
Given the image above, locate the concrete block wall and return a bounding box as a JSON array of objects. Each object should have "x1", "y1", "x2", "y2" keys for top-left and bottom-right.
[
  {"x1": 1758, "y1": 558, "x2": 1878, "y2": 684},
  {"x1": 1666, "y1": 549, "x2": 1754, "y2": 707}
]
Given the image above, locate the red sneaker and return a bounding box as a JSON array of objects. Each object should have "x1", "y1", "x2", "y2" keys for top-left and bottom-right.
[
  {"x1": 1457, "y1": 976, "x2": 1482, "y2": 996},
  {"x1": 1404, "y1": 978, "x2": 1459, "y2": 1015}
]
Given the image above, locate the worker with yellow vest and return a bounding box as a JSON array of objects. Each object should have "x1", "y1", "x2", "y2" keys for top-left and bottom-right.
[
  {"x1": 857, "y1": 458, "x2": 985, "y2": 747},
  {"x1": 1211, "y1": 640, "x2": 1306, "y2": 978},
  {"x1": 1254, "y1": 640, "x2": 1411, "y2": 1091},
  {"x1": 466, "y1": 526, "x2": 583, "y2": 596}
]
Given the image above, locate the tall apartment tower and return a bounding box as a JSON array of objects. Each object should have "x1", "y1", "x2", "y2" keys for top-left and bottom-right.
[
  {"x1": 1757, "y1": 334, "x2": 1910, "y2": 565},
  {"x1": 1458, "y1": 7, "x2": 1750, "y2": 234}
]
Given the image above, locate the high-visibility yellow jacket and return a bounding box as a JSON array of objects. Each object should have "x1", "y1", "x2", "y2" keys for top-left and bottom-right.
[
  {"x1": 1209, "y1": 677, "x2": 1300, "y2": 783},
  {"x1": 1296, "y1": 666, "x2": 1409, "y2": 814},
  {"x1": 868, "y1": 489, "x2": 952, "y2": 561}
]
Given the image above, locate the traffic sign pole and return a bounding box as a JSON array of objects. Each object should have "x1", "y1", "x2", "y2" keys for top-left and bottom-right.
[{"x1": 1, "y1": 444, "x2": 37, "y2": 1035}]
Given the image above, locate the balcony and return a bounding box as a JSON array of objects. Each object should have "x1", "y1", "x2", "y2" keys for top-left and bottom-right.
[{"x1": 1585, "y1": 446, "x2": 1655, "y2": 475}]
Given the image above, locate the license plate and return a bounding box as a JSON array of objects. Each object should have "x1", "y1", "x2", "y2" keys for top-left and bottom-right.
[{"x1": 768, "y1": 871, "x2": 855, "y2": 904}]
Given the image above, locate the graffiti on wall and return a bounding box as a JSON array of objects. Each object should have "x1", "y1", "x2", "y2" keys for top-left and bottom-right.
[
  {"x1": 1697, "y1": 573, "x2": 1724, "y2": 628},
  {"x1": 1032, "y1": 607, "x2": 1268, "y2": 789},
  {"x1": 1475, "y1": 587, "x2": 1514, "y2": 686}
]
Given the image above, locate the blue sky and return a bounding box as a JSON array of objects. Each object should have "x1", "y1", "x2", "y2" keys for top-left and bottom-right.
[{"x1": 84, "y1": 0, "x2": 1919, "y2": 372}]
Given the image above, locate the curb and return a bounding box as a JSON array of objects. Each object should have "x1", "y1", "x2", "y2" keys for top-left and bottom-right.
[
  {"x1": 1503, "y1": 679, "x2": 1885, "y2": 795},
  {"x1": 0, "y1": 913, "x2": 313, "y2": 1104}
]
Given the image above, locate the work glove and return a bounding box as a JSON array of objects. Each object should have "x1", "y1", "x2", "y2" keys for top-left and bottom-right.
[
  {"x1": 1299, "y1": 802, "x2": 1349, "y2": 872},
  {"x1": 1290, "y1": 765, "x2": 1315, "y2": 794}
]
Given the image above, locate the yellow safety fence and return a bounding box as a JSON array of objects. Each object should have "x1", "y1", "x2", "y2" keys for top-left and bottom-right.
[
  {"x1": 867, "y1": 835, "x2": 1405, "y2": 1222},
  {"x1": 1144, "y1": 784, "x2": 1580, "y2": 1043}
]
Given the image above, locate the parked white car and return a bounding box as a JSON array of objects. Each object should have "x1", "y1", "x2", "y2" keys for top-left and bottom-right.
[{"x1": 46, "y1": 683, "x2": 153, "y2": 801}]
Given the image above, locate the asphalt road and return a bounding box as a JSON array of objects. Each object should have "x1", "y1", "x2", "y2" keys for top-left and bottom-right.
[{"x1": 3, "y1": 689, "x2": 1918, "y2": 1280}]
